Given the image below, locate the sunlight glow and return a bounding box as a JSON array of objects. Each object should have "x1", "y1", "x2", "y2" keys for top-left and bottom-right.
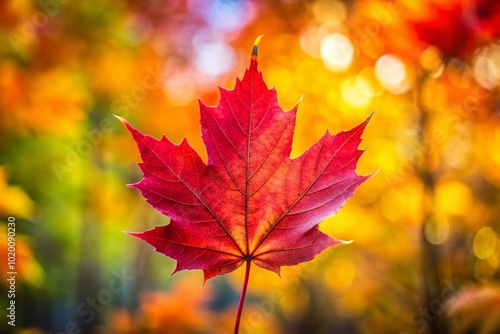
[
  {"x1": 121, "y1": 14, "x2": 153, "y2": 46},
  {"x1": 375, "y1": 54, "x2": 410, "y2": 94},
  {"x1": 420, "y1": 46, "x2": 444, "y2": 78},
  {"x1": 473, "y1": 227, "x2": 498, "y2": 260},
  {"x1": 473, "y1": 47, "x2": 500, "y2": 90},
  {"x1": 341, "y1": 76, "x2": 372, "y2": 108},
  {"x1": 320, "y1": 33, "x2": 354, "y2": 72},
  {"x1": 425, "y1": 218, "x2": 450, "y2": 245},
  {"x1": 313, "y1": 0, "x2": 347, "y2": 24},
  {"x1": 189, "y1": 0, "x2": 254, "y2": 32},
  {"x1": 300, "y1": 27, "x2": 321, "y2": 58},
  {"x1": 325, "y1": 258, "x2": 356, "y2": 290},
  {"x1": 194, "y1": 42, "x2": 235, "y2": 77},
  {"x1": 164, "y1": 74, "x2": 195, "y2": 106}
]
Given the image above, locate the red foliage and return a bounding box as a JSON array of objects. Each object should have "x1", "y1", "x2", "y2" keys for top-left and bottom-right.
[{"x1": 412, "y1": 0, "x2": 500, "y2": 58}]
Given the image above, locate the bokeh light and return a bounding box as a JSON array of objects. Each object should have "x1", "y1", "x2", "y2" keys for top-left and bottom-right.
[
  {"x1": 473, "y1": 227, "x2": 498, "y2": 260},
  {"x1": 341, "y1": 76, "x2": 372, "y2": 108},
  {"x1": 375, "y1": 54, "x2": 411, "y2": 94},
  {"x1": 320, "y1": 33, "x2": 354, "y2": 72},
  {"x1": 163, "y1": 73, "x2": 196, "y2": 106},
  {"x1": 121, "y1": 13, "x2": 153, "y2": 46},
  {"x1": 194, "y1": 41, "x2": 236, "y2": 77},
  {"x1": 473, "y1": 46, "x2": 500, "y2": 90},
  {"x1": 189, "y1": 0, "x2": 255, "y2": 32},
  {"x1": 325, "y1": 258, "x2": 356, "y2": 290},
  {"x1": 425, "y1": 218, "x2": 450, "y2": 244},
  {"x1": 420, "y1": 46, "x2": 444, "y2": 77}
]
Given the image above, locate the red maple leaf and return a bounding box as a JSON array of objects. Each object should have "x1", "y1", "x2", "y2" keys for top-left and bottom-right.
[{"x1": 119, "y1": 37, "x2": 372, "y2": 333}]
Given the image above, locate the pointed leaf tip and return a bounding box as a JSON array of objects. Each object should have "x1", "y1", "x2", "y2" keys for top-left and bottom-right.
[
  {"x1": 367, "y1": 110, "x2": 375, "y2": 120},
  {"x1": 251, "y1": 35, "x2": 264, "y2": 57},
  {"x1": 297, "y1": 94, "x2": 304, "y2": 106},
  {"x1": 124, "y1": 230, "x2": 140, "y2": 237},
  {"x1": 114, "y1": 115, "x2": 127, "y2": 124}
]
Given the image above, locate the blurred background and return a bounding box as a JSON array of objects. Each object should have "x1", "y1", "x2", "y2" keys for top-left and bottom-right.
[{"x1": 1, "y1": 0, "x2": 500, "y2": 333}]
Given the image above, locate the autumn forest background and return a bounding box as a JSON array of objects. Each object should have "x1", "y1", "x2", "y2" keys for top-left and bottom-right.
[{"x1": 1, "y1": 0, "x2": 500, "y2": 333}]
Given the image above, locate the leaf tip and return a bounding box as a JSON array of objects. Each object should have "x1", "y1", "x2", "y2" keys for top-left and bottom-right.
[
  {"x1": 114, "y1": 114, "x2": 127, "y2": 125},
  {"x1": 296, "y1": 94, "x2": 304, "y2": 106},
  {"x1": 366, "y1": 110, "x2": 375, "y2": 123},
  {"x1": 170, "y1": 266, "x2": 182, "y2": 277},
  {"x1": 127, "y1": 182, "x2": 139, "y2": 189},
  {"x1": 251, "y1": 35, "x2": 264, "y2": 57},
  {"x1": 123, "y1": 230, "x2": 141, "y2": 238}
]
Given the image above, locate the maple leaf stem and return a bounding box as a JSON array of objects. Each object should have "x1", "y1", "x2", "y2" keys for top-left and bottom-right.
[{"x1": 234, "y1": 260, "x2": 251, "y2": 334}]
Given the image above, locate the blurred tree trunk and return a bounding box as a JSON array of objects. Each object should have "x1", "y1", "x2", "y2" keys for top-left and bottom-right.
[{"x1": 415, "y1": 71, "x2": 450, "y2": 334}]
